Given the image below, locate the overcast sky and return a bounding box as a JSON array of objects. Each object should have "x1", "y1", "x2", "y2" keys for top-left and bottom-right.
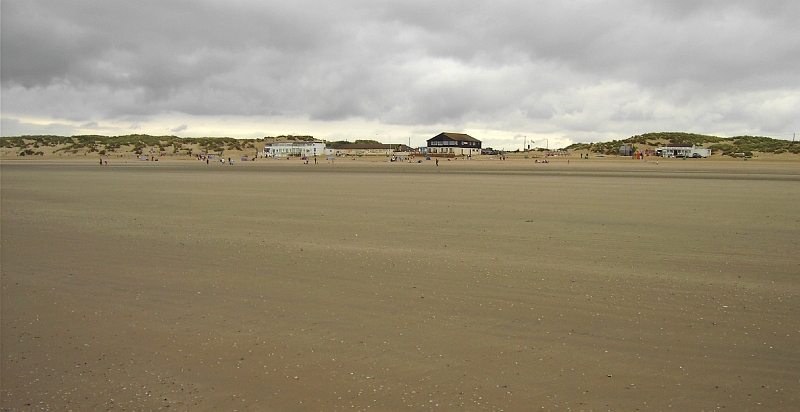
[{"x1": 2, "y1": 0, "x2": 799, "y2": 149}]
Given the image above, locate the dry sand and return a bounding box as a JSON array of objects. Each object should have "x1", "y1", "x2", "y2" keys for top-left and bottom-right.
[{"x1": 2, "y1": 157, "x2": 799, "y2": 411}]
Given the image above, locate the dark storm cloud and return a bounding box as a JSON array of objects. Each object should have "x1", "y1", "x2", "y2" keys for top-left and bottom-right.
[{"x1": 2, "y1": 0, "x2": 798, "y2": 140}]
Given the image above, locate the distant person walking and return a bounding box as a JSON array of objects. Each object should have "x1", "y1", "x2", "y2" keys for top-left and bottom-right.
[{"x1": 435, "y1": 158, "x2": 439, "y2": 166}]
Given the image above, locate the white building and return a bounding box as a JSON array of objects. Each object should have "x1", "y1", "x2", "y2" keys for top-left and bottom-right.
[
  {"x1": 263, "y1": 142, "x2": 326, "y2": 158},
  {"x1": 655, "y1": 145, "x2": 712, "y2": 158}
]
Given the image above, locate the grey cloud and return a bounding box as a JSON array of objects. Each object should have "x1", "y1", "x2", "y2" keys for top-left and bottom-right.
[
  {"x1": 171, "y1": 124, "x2": 189, "y2": 133},
  {"x1": 378, "y1": 1, "x2": 800, "y2": 91},
  {"x1": 2, "y1": 0, "x2": 798, "y2": 141}
]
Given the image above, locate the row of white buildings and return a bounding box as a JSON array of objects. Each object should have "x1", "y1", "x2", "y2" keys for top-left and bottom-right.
[
  {"x1": 262, "y1": 132, "x2": 483, "y2": 158},
  {"x1": 262, "y1": 141, "x2": 327, "y2": 157},
  {"x1": 654, "y1": 145, "x2": 712, "y2": 158},
  {"x1": 262, "y1": 134, "x2": 715, "y2": 159}
]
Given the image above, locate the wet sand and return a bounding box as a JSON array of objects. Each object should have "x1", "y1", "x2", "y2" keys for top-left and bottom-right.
[{"x1": 2, "y1": 158, "x2": 799, "y2": 411}]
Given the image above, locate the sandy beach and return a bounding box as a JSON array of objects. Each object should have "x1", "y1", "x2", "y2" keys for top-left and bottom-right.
[{"x1": 2, "y1": 157, "x2": 799, "y2": 411}]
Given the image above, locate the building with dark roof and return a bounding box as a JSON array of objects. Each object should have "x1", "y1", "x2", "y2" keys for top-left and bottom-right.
[{"x1": 426, "y1": 133, "x2": 481, "y2": 156}]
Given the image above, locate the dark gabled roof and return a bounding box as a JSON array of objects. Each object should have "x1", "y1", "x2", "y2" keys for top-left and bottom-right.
[{"x1": 429, "y1": 132, "x2": 480, "y2": 142}]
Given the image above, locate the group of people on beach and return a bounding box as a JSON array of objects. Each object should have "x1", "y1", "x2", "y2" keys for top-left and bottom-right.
[
  {"x1": 212, "y1": 157, "x2": 234, "y2": 165},
  {"x1": 200, "y1": 156, "x2": 234, "y2": 165}
]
